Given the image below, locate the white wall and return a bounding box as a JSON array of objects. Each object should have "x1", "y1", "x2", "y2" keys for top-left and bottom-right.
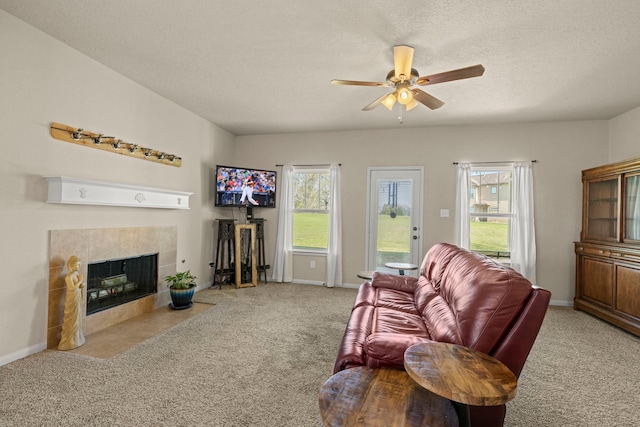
[
  {"x1": 236, "y1": 121, "x2": 609, "y2": 305},
  {"x1": 0, "y1": 10, "x2": 235, "y2": 365},
  {"x1": 609, "y1": 105, "x2": 640, "y2": 163}
]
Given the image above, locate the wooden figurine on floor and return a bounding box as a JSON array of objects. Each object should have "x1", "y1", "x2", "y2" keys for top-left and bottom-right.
[{"x1": 58, "y1": 255, "x2": 86, "y2": 350}]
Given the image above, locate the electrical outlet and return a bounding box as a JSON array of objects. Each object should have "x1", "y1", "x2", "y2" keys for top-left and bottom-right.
[{"x1": 310, "y1": 260, "x2": 316, "y2": 269}]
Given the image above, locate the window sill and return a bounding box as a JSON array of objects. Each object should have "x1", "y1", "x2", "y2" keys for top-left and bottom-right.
[{"x1": 293, "y1": 250, "x2": 327, "y2": 256}]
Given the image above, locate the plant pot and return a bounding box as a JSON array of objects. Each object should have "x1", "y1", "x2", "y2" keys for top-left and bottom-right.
[{"x1": 169, "y1": 285, "x2": 195, "y2": 309}]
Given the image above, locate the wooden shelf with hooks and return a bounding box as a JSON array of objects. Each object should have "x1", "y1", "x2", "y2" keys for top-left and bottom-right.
[{"x1": 50, "y1": 122, "x2": 182, "y2": 167}]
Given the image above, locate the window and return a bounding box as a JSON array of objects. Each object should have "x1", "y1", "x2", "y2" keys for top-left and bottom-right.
[
  {"x1": 468, "y1": 168, "x2": 512, "y2": 259},
  {"x1": 457, "y1": 162, "x2": 536, "y2": 281},
  {"x1": 292, "y1": 168, "x2": 330, "y2": 251}
]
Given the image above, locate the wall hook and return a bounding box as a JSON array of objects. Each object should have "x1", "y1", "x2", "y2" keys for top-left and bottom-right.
[{"x1": 72, "y1": 128, "x2": 83, "y2": 140}]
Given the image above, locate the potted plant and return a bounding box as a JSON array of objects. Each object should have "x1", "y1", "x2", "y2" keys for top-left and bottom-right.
[{"x1": 165, "y1": 270, "x2": 197, "y2": 309}]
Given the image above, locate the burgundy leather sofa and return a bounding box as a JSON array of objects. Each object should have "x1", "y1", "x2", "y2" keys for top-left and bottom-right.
[{"x1": 333, "y1": 243, "x2": 551, "y2": 427}]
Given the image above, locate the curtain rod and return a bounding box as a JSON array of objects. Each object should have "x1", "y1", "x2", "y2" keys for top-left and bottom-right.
[
  {"x1": 275, "y1": 163, "x2": 341, "y2": 167},
  {"x1": 452, "y1": 160, "x2": 537, "y2": 165}
]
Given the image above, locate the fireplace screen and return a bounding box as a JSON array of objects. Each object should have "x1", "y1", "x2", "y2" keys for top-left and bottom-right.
[{"x1": 87, "y1": 253, "x2": 158, "y2": 315}]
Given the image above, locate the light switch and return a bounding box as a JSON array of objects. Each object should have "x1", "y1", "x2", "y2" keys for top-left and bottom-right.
[{"x1": 440, "y1": 209, "x2": 450, "y2": 218}]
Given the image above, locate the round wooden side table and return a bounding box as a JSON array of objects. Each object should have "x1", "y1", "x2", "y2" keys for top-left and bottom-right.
[
  {"x1": 404, "y1": 342, "x2": 517, "y2": 427},
  {"x1": 319, "y1": 367, "x2": 458, "y2": 427}
]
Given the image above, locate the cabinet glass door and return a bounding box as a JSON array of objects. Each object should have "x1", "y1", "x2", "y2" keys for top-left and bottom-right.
[
  {"x1": 585, "y1": 177, "x2": 619, "y2": 241},
  {"x1": 624, "y1": 174, "x2": 640, "y2": 241}
]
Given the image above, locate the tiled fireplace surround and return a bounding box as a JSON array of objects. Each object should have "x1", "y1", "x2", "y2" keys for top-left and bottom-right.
[{"x1": 48, "y1": 226, "x2": 177, "y2": 349}]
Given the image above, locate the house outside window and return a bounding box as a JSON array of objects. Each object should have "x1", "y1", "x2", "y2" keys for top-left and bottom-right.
[
  {"x1": 469, "y1": 169, "x2": 512, "y2": 259},
  {"x1": 292, "y1": 168, "x2": 330, "y2": 251}
]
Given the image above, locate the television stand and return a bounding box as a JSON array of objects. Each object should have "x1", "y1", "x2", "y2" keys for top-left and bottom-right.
[
  {"x1": 249, "y1": 218, "x2": 269, "y2": 283},
  {"x1": 211, "y1": 219, "x2": 237, "y2": 288}
]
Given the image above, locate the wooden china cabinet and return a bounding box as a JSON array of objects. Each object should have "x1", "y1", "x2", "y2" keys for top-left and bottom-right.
[{"x1": 575, "y1": 156, "x2": 640, "y2": 336}]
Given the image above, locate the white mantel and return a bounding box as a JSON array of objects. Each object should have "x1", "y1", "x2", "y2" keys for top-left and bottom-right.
[{"x1": 44, "y1": 176, "x2": 193, "y2": 209}]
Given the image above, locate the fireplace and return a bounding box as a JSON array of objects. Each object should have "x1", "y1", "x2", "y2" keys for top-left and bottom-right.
[
  {"x1": 48, "y1": 226, "x2": 178, "y2": 348},
  {"x1": 87, "y1": 253, "x2": 158, "y2": 315}
]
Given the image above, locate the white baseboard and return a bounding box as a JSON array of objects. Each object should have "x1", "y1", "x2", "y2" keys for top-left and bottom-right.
[
  {"x1": 550, "y1": 299, "x2": 573, "y2": 307},
  {"x1": 292, "y1": 279, "x2": 325, "y2": 286},
  {"x1": 1, "y1": 342, "x2": 47, "y2": 367},
  {"x1": 290, "y1": 280, "x2": 360, "y2": 289},
  {"x1": 337, "y1": 283, "x2": 361, "y2": 289}
]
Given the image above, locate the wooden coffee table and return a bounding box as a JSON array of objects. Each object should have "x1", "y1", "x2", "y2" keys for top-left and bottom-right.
[
  {"x1": 404, "y1": 342, "x2": 517, "y2": 427},
  {"x1": 319, "y1": 366, "x2": 458, "y2": 427}
]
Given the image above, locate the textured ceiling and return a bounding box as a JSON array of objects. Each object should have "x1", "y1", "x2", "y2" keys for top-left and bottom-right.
[{"x1": 2, "y1": 0, "x2": 640, "y2": 136}]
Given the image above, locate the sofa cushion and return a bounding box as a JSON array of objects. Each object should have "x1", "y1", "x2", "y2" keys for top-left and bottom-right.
[
  {"x1": 353, "y1": 282, "x2": 376, "y2": 308},
  {"x1": 413, "y1": 276, "x2": 440, "y2": 312},
  {"x1": 372, "y1": 307, "x2": 428, "y2": 335},
  {"x1": 438, "y1": 251, "x2": 532, "y2": 353},
  {"x1": 371, "y1": 272, "x2": 418, "y2": 293},
  {"x1": 420, "y1": 294, "x2": 464, "y2": 345},
  {"x1": 363, "y1": 333, "x2": 434, "y2": 368},
  {"x1": 420, "y1": 242, "x2": 461, "y2": 290},
  {"x1": 332, "y1": 304, "x2": 375, "y2": 372},
  {"x1": 373, "y1": 288, "x2": 419, "y2": 315}
]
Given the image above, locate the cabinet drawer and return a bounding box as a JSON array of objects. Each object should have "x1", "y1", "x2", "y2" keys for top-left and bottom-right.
[
  {"x1": 576, "y1": 245, "x2": 610, "y2": 257},
  {"x1": 612, "y1": 251, "x2": 640, "y2": 262}
]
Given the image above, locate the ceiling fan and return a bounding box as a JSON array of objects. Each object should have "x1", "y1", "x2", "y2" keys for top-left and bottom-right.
[{"x1": 331, "y1": 45, "x2": 485, "y2": 113}]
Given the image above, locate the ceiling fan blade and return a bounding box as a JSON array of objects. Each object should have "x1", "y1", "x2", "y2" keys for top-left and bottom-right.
[
  {"x1": 362, "y1": 92, "x2": 393, "y2": 111},
  {"x1": 393, "y1": 45, "x2": 414, "y2": 81},
  {"x1": 411, "y1": 88, "x2": 445, "y2": 110},
  {"x1": 331, "y1": 79, "x2": 388, "y2": 87},
  {"x1": 416, "y1": 64, "x2": 485, "y2": 86}
]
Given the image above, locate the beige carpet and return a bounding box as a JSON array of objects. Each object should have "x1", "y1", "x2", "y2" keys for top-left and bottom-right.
[
  {"x1": 1, "y1": 283, "x2": 638, "y2": 426},
  {"x1": 504, "y1": 305, "x2": 640, "y2": 426}
]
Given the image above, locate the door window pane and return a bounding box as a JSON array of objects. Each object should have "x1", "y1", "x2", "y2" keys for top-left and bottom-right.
[{"x1": 376, "y1": 179, "x2": 412, "y2": 266}]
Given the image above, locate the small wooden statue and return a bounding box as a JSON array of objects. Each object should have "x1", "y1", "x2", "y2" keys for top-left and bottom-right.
[{"x1": 58, "y1": 255, "x2": 86, "y2": 350}]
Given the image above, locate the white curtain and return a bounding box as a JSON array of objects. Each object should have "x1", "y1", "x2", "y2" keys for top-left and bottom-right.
[
  {"x1": 271, "y1": 165, "x2": 294, "y2": 282},
  {"x1": 510, "y1": 161, "x2": 537, "y2": 283},
  {"x1": 326, "y1": 164, "x2": 343, "y2": 287},
  {"x1": 455, "y1": 163, "x2": 471, "y2": 249}
]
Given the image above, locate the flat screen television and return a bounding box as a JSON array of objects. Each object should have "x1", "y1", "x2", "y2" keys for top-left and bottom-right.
[{"x1": 214, "y1": 165, "x2": 277, "y2": 208}]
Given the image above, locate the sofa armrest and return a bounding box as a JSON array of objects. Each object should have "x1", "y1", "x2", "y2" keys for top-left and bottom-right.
[{"x1": 371, "y1": 272, "x2": 418, "y2": 293}]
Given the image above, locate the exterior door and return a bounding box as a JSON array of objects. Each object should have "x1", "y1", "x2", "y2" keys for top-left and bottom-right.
[{"x1": 366, "y1": 167, "x2": 423, "y2": 275}]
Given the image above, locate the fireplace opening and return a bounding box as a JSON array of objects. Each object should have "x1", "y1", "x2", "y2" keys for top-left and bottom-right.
[{"x1": 87, "y1": 253, "x2": 158, "y2": 315}]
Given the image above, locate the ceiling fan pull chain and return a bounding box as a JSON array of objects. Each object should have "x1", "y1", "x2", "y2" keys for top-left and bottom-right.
[{"x1": 398, "y1": 103, "x2": 404, "y2": 124}]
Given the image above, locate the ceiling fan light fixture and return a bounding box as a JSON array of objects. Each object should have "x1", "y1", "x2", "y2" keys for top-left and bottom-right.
[
  {"x1": 397, "y1": 85, "x2": 413, "y2": 105},
  {"x1": 405, "y1": 97, "x2": 418, "y2": 111},
  {"x1": 382, "y1": 93, "x2": 397, "y2": 110}
]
